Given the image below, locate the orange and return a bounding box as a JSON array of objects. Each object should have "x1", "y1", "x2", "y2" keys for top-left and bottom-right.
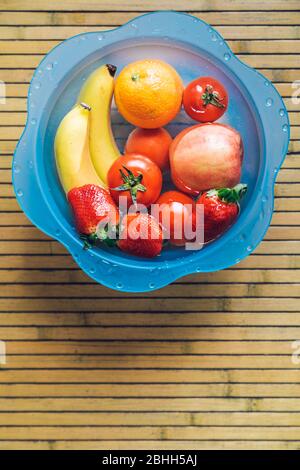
[
  {"x1": 125, "y1": 127, "x2": 172, "y2": 171},
  {"x1": 114, "y1": 59, "x2": 183, "y2": 128}
]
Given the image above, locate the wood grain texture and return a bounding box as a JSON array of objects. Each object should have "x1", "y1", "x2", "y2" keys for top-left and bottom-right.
[{"x1": 0, "y1": 0, "x2": 300, "y2": 451}]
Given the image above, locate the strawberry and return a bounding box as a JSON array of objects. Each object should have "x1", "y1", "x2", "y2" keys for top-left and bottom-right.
[
  {"x1": 197, "y1": 183, "x2": 247, "y2": 243},
  {"x1": 67, "y1": 184, "x2": 119, "y2": 248},
  {"x1": 118, "y1": 213, "x2": 163, "y2": 258}
]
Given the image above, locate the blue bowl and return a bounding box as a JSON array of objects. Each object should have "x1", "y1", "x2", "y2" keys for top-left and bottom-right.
[{"x1": 13, "y1": 11, "x2": 290, "y2": 292}]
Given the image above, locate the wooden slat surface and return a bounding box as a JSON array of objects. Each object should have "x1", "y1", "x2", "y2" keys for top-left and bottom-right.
[
  {"x1": 1, "y1": 1, "x2": 300, "y2": 11},
  {"x1": 0, "y1": 0, "x2": 300, "y2": 451}
]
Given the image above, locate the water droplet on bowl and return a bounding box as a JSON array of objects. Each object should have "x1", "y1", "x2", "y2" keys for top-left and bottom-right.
[
  {"x1": 28, "y1": 160, "x2": 33, "y2": 169},
  {"x1": 34, "y1": 81, "x2": 41, "y2": 89},
  {"x1": 46, "y1": 63, "x2": 53, "y2": 70},
  {"x1": 116, "y1": 282, "x2": 123, "y2": 289},
  {"x1": 282, "y1": 124, "x2": 288, "y2": 132},
  {"x1": 266, "y1": 98, "x2": 273, "y2": 107},
  {"x1": 89, "y1": 267, "x2": 96, "y2": 274},
  {"x1": 239, "y1": 233, "x2": 246, "y2": 242},
  {"x1": 30, "y1": 118, "x2": 36, "y2": 125},
  {"x1": 97, "y1": 34, "x2": 104, "y2": 41},
  {"x1": 247, "y1": 245, "x2": 252, "y2": 252},
  {"x1": 17, "y1": 189, "x2": 23, "y2": 197},
  {"x1": 101, "y1": 259, "x2": 114, "y2": 274},
  {"x1": 13, "y1": 163, "x2": 20, "y2": 173},
  {"x1": 264, "y1": 80, "x2": 270, "y2": 87},
  {"x1": 101, "y1": 259, "x2": 110, "y2": 265},
  {"x1": 196, "y1": 267, "x2": 201, "y2": 272},
  {"x1": 211, "y1": 33, "x2": 218, "y2": 41},
  {"x1": 224, "y1": 53, "x2": 231, "y2": 61},
  {"x1": 279, "y1": 108, "x2": 285, "y2": 117},
  {"x1": 262, "y1": 195, "x2": 268, "y2": 203},
  {"x1": 55, "y1": 229, "x2": 61, "y2": 236},
  {"x1": 149, "y1": 282, "x2": 155, "y2": 289}
]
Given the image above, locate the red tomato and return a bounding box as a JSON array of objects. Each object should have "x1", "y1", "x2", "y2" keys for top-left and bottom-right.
[
  {"x1": 125, "y1": 127, "x2": 172, "y2": 171},
  {"x1": 108, "y1": 153, "x2": 162, "y2": 207},
  {"x1": 156, "y1": 191, "x2": 196, "y2": 246},
  {"x1": 183, "y1": 76, "x2": 228, "y2": 123}
]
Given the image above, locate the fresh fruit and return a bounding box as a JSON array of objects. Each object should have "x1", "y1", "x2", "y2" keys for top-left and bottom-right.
[
  {"x1": 170, "y1": 123, "x2": 243, "y2": 195},
  {"x1": 108, "y1": 154, "x2": 162, "y2": 207},
  {"x1": 156, "y1": 191, "x2": 196, "y2": 246},
  {"x1": 183, "y1": 76, "x2": 228, "y2": 123},
  {"x1": 125, "y1": 127, "x2": 172, "y2": 171},
  {"x1": 68, "y1": 184, "x2": 119, "y2": 247},
  {"x1": 54, "y1": 103, "x2": 104, "y2": 193},
  {"x1": 77, "y1": 64, "x2": 120, "y2": 185},
  {"x1": 196, "y1": 183, "x2": 247, "y2": 242},
  {"x1": 118, "y1": 213, "x2": 163, "y2": 258},
  {"x1": 114, "y1": 59, "x2": 183, "y2": 128}
]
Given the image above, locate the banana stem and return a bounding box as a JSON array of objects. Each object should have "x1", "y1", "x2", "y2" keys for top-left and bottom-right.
[{"x1": 80, "y1": 102, "x2": 91, "y2": 111}]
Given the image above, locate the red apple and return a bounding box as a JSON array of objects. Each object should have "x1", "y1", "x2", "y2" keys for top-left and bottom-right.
[{"x1": 169, "y1": 123, "x2": 244, "y2": 195}]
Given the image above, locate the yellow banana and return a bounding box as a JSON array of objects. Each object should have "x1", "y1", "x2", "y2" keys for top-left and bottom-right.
[
  {"x1": 54, "y1": 102, "x2": 105, "y2": 194},
  {"x1": 77, "y1": 64, "x2": 120, "y2": 185}
]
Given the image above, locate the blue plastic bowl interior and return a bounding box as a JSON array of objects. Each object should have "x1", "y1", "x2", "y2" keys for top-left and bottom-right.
[{"x1": 13, "y1": 11, "x2": 290, "y2": 292}]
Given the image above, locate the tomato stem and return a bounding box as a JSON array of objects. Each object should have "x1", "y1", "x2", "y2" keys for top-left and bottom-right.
[
  {"x1": 202, "y1": 85, "x2": 225, "y2": 109},
  {"x1": 111, "y1": 165, "x2": 146, "y2": 205}
]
